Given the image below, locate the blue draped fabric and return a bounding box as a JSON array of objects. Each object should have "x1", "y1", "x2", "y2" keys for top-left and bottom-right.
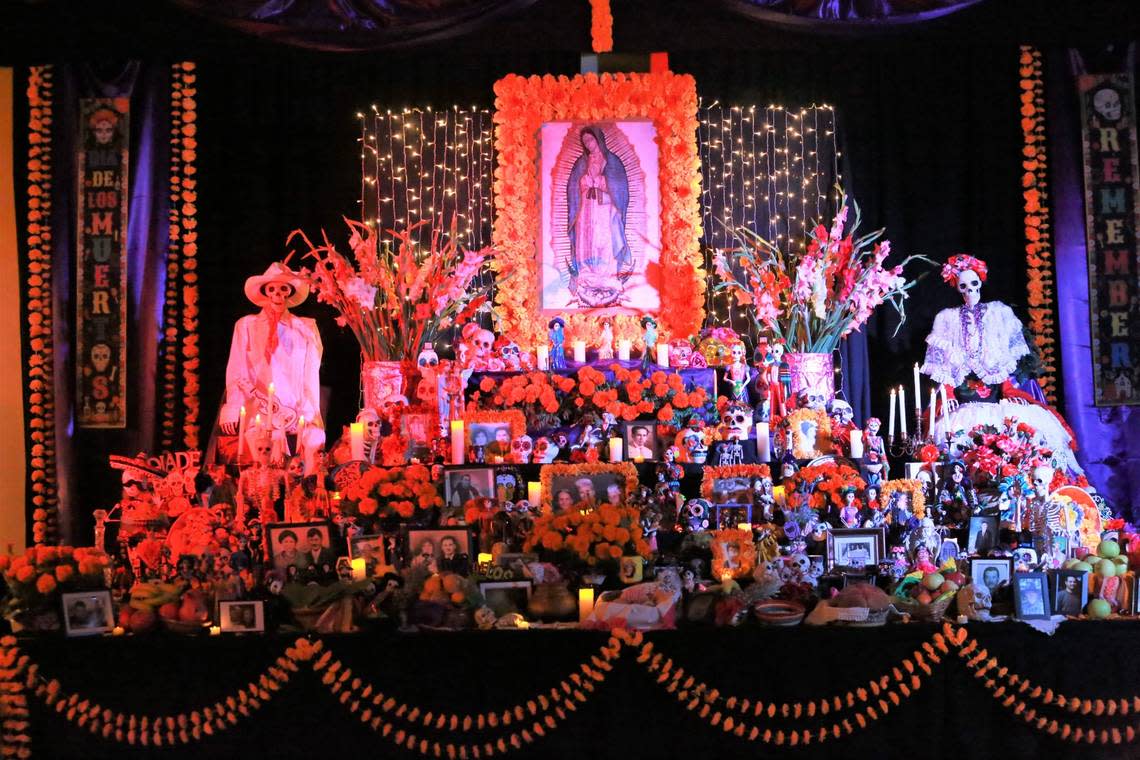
[
  {"x1": 44, "y1": 63, "x2": 171, "y2": 543},
  {"x1": 1047, "y1": 53, "x2": 1140, "y2": 519}
]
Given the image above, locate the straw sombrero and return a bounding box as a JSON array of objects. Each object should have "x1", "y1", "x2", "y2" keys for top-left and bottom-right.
[{"x1": 243, "y1": 261, "x2": 309, "y2": 308}]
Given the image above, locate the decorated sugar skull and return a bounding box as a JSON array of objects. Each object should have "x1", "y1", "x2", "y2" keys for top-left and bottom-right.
[
  {"x1": 789, "y1": 552, "x2": 811, "y2": 580},
  {"x1": 797, "y1": 387, "x2": 828, "y2": 412},
  {"x1": 721, "y1": 401, "x2": 752, "y2": 440},
  {"x1": 680, "y1": 428, "x2": 708, "y2": 464},
  {"x1": 682, "y1": 498, "x2": 710, "y2": 533},
  {"x1": 460, "y1": 322, "x2": 495, "y2": 367},
  {"x1": 828, "y1": 399, "x2": 854, "y2": 428},
  {"x1": 1093, "y1": 87, "x2": 1122, "y2": 122},
  {"x1": 494, "y1": 337, "x2": 522, "y2": 371},
  {"x1": 942, "y1": 254, "x2": 987, "y2": 307},
  {"x1": 417, "y1": 344, "x2": 439, "y2": 373},
  {"x1": 532, "y1": 436, "x2": 556, "y2": 464},
  {"x1": 91, "y1": 343, "x2": 112, "y2": 373},
  {"x1": 669, "y1": 339, "x2": 694, "y2": 369},
  {"x1": 767, "y1": 341, "x2": 785, "y2": 364},
  {"x1": 698, "y1": 337, "x2": 729, "y2": 367},
  {"x1": 474, "y1": 606, "x2": 497, "y2": 630},
  {"x1": 510, "y1": 434, "x2": 533, "y2": 464}
]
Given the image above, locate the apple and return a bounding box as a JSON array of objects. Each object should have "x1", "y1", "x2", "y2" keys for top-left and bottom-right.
[
  {"x1": 938, "y1": 580, "x2": 959, "y2": 596},
  {"x1": 923, "y1": 573, "x2": 944, "y2": 591},
  {"x1": 1113, "y1": 556, "x2": 1129, "y2": 571},
  {"x1": 945, "y1": 572, "x2": 967, "y2": 586},
  {"x1": 915, "y1": 590, "x2": 933, "y2": 605},
  {"x1": 1087, "y1": 598, "x2": 1112, "y2": 619},
  {"x1": 1063, "y1": 558, "x2": 1082, "y2": 569},
  {"x1": 129, "y1": 608, "x2": 157, "y2": 633},
  {"x1": 1095, "y1": 559, "x2": 1117, "y2": 578},
  {"x1": 1071, "y1": 561, "x2": 1093, "y2": 574},
  {"x1": 158, "y1": 602, "x2": 180, "y2": 620},
  {"x1": 1097, "y1": 540, "x2": 1121, "y2": 559}
]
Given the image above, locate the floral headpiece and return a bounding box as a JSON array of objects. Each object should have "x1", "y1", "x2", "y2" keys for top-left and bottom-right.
[{"x1": 941, "y1": 254, "x2": 988, "y2": 286}]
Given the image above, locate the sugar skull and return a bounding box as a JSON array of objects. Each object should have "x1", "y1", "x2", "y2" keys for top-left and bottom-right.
[
  {"x1": 1093, "y1": 87, "x2": 1121, "y2": 122},
  {"x1": 494, "y1": 337, "x2": 523, "y2": 372},
  {"x1": 669, "y1": 339, "x2": 694, "y2": 369},
  {"x1": 417, "y1": 344, "x2": 439, "y2": 372},
  {"x1": 682, "y1": 498, "x2": 710, "y2": 533},
  {"x1": 532, "y1": 436, "x2": 556, "y2": 464},
  {"x1": 721, "y1": 401, "x2": 752, "y2": 440},
  {"x1": 91, "y1": 343, "x2": 112, "y2": 374},
  {"x1": 956, "y1": 268, "x2": 982, "y2": 307},
  {"x1": 510, "y1": 434, "x2": 533, "y2": 464},
  {"x1": 828, "y1": 399, "x2": 854, "y2": 428}
]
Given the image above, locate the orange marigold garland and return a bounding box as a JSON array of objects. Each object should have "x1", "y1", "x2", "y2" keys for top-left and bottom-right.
[
  {"x1": 588, "y1": 0, "x2": 613, "y2": 54},
  {"x1": 178, "y1": 62, "x2": 201, "y2": 449},
  {"x1": 784, "y1": 462, "x2": 865, "y2": 511},
  {"x1": 492, "y1": 72, "x2": 704, "y2": 350},
  {"x1": 524, "y1": 495, "x2": 650, "y2": 562},
  {"x1": 25, "y1": 65, "x2": 57, "y2": 546},
  {"x1": 161, "y1": 64, "x2": 184, "y2": 450},
  {"x1": 1019, "y1": 46, "x2": 1057, "y2": 403}
]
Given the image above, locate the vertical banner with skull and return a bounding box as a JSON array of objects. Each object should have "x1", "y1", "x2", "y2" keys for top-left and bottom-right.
[
  {"x1": 76, "y1": 97, "x2": 129, "y2": 427},
  {"x1": 1077, "y1": 73, "x2": 1140, "y2": 406}
]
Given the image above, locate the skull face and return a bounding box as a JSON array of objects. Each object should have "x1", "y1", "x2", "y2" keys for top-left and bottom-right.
[
  {"x1": 470, "y1": 329, "x2": 495, "y2": 359},
  {"x1": 800, "y1": 389, "x2": 827, "y2": 411},
  {"x1": 956, "y1": 269, "x2": 982, "y2": 306},
  {"x1": 768, "y1": 343, "x2": 785, "y2": 363},
  {"x1": 722, "y1": 403, "x2": 752, "y2": 440},
  {"x1": 261, "y1": 281, "x2": 294, "y2": 312},
  {"x1": 497, "y1": 340, "x2": 521, "y2": 371},
  {"x1": 93, "y1": 118, "x2": 115, "y2": 145},
  {"x1": 790, "y1": 553, "x2": 811, "y2": 579},
  {"x1": 828, "y1": 399, "x2": 854, "y2": 427},
  {"x1": 510, "y1": 435, "x2": 533, "y2": 463},
  {"x1": 729, "y1": 342, "x2": 746, "y2": 364},
  {"x1": 1032, "y1": 465, "x2": 1054, "y2": 500},
  {"x1": 683, "y1": 498, "x2": 710, "y2": 532},
  {"x1": 417, "y1": 344, "x2": 439, "y2": 373},
  {"x1": 532, "y1": 437, "x2": 554, "y2": 464},
  {"x1": 866, "y1": 418, "x2": 881, "y2": 436},
  {"x1": 1093, "y1": 87, "x2": 1122, "y2": 122},
  {"x1": 91, "y1": 343, "x2": 112, "y2": 373},
  {"x1": 669, "y1": 340, "x2": 693, "y2": 368}
]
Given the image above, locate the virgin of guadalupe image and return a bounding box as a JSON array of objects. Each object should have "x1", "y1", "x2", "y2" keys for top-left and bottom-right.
[{"x1": 565, "y1": 125, "x2": 633, "y2": 307}]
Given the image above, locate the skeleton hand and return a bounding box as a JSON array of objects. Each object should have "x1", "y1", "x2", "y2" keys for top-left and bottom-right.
[
  {"x1": 221, "y1": 421, "x2": 238, "y2": 435},
  {"x1": 945, "y1": 398, "x2": 959, "y2": 414}
]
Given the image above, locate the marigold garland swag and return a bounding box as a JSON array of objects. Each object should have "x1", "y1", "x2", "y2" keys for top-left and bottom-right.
[
  {"x1": 338, "y1": 464, "x2": 444, "y2": 521},
  {"x1": 537, "y1": 462, "x2": 639, "y2": 514},
  {"x1": 879, "y1": 479, "x2": 926, "y2": 520},
  {"x1": 492, "y1": 71, "x2": 704, "y2": 349},
  {"x1": 784, "y1": 462, "x2": 866, "y2": 511}
]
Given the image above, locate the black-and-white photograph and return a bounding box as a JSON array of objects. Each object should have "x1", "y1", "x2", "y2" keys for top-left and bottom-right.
[
  {"x1": 967, "y1": 516, "x2": 998, "y2": 555},
  {"x1": 219, "y1": 600, "x2": 265, "y2": 632},
  {"x1": 61, "y1": 590, "x2": 114, "y2": 636},
  {"x1": 827, "y1": 528, "x2": 885, "y2": 570},
  {"x1": 971, "y1": 558, "x2": 1013, "y2": 595},
  {"x1": 444, "y1": 467, "x2": 494, "y2": 508},
  {"x1": 266, "y1": 522, "x2": 335, "y2": 580},
  {"x1": 406, "y1": 528, "x2": 473, "y2": 576},
  {"x1": 478, "y1": 580, "x2": 532, "y2": 617},
  {"x1": 550, "y1": 473, "x2": 628, "y2": 511},
  {"x1": 1052, "y1": 570, "x2": 1088, "y2": 616},
  {"x1": 623, "y1": 422, "x2": 657, "y2": 461},
  {"x1": 1013, "y1": 572, "x2": 1050, "y2": 620},
  {"x1": 468, "y1": 422, "x2": 513, "y2": 460}
]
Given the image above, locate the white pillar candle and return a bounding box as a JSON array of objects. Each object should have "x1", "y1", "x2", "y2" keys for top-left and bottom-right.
[
  {"x1": 617, "y1": 339, "x2": 632, "y2": 362},
  {"x1": 608, "y1": 437, "x2": 624, "y2": 462},
  {"x1": 350, "y1": 422, "x2": 365, "y2": 461},
  {"x1": 527, "y1": 481, "x2": 542, "y2": 506},
  {"x1": 849, "y1": 429, "x2": 864, "y2": 459},
  {"x1": 888, "y1": 388, "x2": 896, "y2": 439},
  {"x1": 237, "y1": 405, "x2": 248, "y2": 463},
  {"x1": 656, "y1": 343, "x2": 670, "y2": 368},
  {"x1": 572, "y1": 340, "x2": 587, "y2": 364},
  {"x1": 266, "y1": 381, "x2": 276, "y2": 422},
  {"x1": 450, "y1": 420, "x2": 465, "y2": 464},
  {"x1": 898, "y1": 386, "x2": 907, "y2": 437},
  {"x1": 536, "y1": 345, "x2": 549, "y2": 371},
  {"x1": 755, "y1": 421, "x2": 771, "y2": 462},
  {"x1": 350, "y1": 557, "x2": 367, "y2": 581},
  {"x1": 578, "y1": 587, "x2": 595, "y2": 622}
]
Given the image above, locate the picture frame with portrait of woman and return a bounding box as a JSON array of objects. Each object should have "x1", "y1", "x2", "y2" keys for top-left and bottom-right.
[
  {"x1": 405, "y1": 528, "x2": 474, "y2": 577},
  {"x1": 622, "y1": 422, "x2": 658, "y2": 462},
  {"x1": 541, "y1": 462, "x2": 639, "y2": 512},
  {"x1": 61, "y1": 590, "x2": 114, "y2": 636},
  {"x1": 218, "y1": 600, "x2": 265, "y2": 633},
  {"x1": 463, "y1": 411, "x2": 527, "y2": 464},
  {"x1": 265, "y1": 522, "x2": 334, "y2": 579}
]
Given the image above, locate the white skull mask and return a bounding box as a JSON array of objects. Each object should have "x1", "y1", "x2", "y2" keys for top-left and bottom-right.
[
  {"x1": 1032, "y1": 465, "x2": 1054, "y2": 500},
  {"x1": 1093, "y1": 87, "x2": 1122, "y2": 122},
  {"x1": 722, "y1": 404, "x2": 752, "y2": 440},
  {"x1": 670, "y1": 341, "x2": 693, "y2": 368},
  {"x1": 829, "y1": 399, "x2": 854, "y2": 427},
  {"x1": 469, "y1": 329, "x2": 494, "y2": 360},
  {"x1": 790, "y1": 552, "x2": 811, "y2": 579},
  {"x1": 511, "y1": 435, "x2": 533, "y2": 463},
  {"x1": 91, "y1": 343, "x2": 112, "y2": 373},
  {"x1": 957, "y1": 269, "x2": 982, "y2": 306}
]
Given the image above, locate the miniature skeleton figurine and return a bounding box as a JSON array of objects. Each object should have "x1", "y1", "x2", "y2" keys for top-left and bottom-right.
[
  {"x1": 1026, "y1": 463, "x2": 1062, "y2": 554},
  {"x1": 494, "y1": 337, "x2": 523, "y2": 372},
  {"x1": 862, "y1": 417, "x2": 888, "y2": 483},
  {"x1": 510, "y1": 435, "x2": 533, "y2": 465},
  {"x1": 237, "y1": 432, "x2": 286, "y2": 527},
  {"x1": 762, "y1": 341, "x2": 790, "y2": 417},
  {"x1": 753, "y1": 476, "x2": 776, "y2": 521},
  {"x1": 597, "y1": 319, "x2": 614, "y2": 361},
  {"x1": 461, "y1": 323, "x2": 503, "y2": 372},
  {"x1": 656, "y1": 446, "x2": 683, "y2": 492},
  {"x1": 416, "y1": 343, "x2": 442, "y2": 425}
]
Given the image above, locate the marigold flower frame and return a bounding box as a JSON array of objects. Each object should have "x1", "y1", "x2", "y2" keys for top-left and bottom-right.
[{"x1": 492, "y1": 72, "x2": 705, "y2": 350}]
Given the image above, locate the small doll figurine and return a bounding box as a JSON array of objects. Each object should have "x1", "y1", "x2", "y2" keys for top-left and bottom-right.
[
  {"x1": 597, "y1": 319, "x2": 614, "y2": 361},
  {"x1": 655, "y1": 446, "x2": 683, "y2": 492},
  {"x1": 725, "y1": 340, "x2": 749, "y2": 401},
  {"x1": 548, "y1": 317, "x2": 567, "y2": 370},
  {"x1": 838, "y1": 487, "x2": 861, "y2": 528},
  {"x1": 938, "y1": 460, "x2": 976, "y2": 525},
  {"x1": 862, "y1": 417, "x2": 888, "y2": 484},
  {"x1": 640, "y1": 315, "x2": 658, "y2": 372}
]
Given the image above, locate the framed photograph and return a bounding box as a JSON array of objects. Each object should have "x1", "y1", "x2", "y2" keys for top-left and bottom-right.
[
  {"x1": 1013, "y1": 546, "x2": 1039, "y2": 568},
  {"x1": 1052, "y1": 570, "x2": 1089, "y2": 616},
  {"x1": 710, "y1": 503, "x2": 752, "y2": 531},
  {"x1": 61, "y1": 590, "x2": 114, "y2": 636},
  {"x1": 1013, "y1": 572, "x2": 1051, "y2": 620},
  {"x1": 970, "y1": 558, "x2": 1013, "y2": 595},
  {"x1": 966, "y1": 516, "x2": 998, "y2": 555},
  {"x1": 700, "y1": 465, "x2": 772, "y2": 506},
  {"x1": 218, "y1": 600, "x2": 265, "y2": 633},
  {"x1": 710, "y1": 528, "x2": 757, "y2": 580},
  {"x1": 444, "y1": 467, "x2": 495, "y2": 508},
  {"x1": 492, "y1": 72, "x2": 703, "y2": 351},
  {"x1": 399, "y1": 408, "x2": 438, "y2": 461},
  {"x1": 623, "y1": 422, "x2": 658, "y2": 462},
  {"x1": 826, "y1": 528, "x2": 886, "y2": 570},
  {"x1": 479, "y1": 580, "x2": 532, "y2": 617},
  {"x1": 406, "y1": 528, "x2": 473, "y2": 576},
  {"x1": 542, "y1": 462, "x2": 639, "y2": 512},
  {"x1": 348, "y1": 533, "x2": 390, "y2": 578},
  {"x1": 266, "y1": 521, "x2": 335, "y2": 579},
  {"x1": 937, "y1": 538, "x2": 960, "y2": 566},
  {"x1": 464, "y1": 410, "x2": 527, "y2": 463}
]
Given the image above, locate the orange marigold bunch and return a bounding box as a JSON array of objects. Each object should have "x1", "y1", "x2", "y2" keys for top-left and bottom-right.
[
  {"x1": 523, "y1": 503, "x2": 652, "y2": 564},
  {"x1": 785, "y1": 462, "x2": 866, "y2": 511},
  {"x1": 338, "y1": 464, "x2": 444, "y2": 522},
  {"x1": 0, "y1": 545, "x2": 112, "y2": 615}
]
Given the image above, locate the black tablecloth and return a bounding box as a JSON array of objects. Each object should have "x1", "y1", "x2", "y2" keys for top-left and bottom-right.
[{"x1": 10, "y1": 621, "x2": 1140, "y2": 759}]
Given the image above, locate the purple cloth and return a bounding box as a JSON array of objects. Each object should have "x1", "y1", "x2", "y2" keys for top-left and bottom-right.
[{"x1": 1047, "y1": 54, "x2": 1140, "y2": 519}]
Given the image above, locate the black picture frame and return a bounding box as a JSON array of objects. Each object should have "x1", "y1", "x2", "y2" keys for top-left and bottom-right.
[
  {"x1": 405, "y1": 527, "x2": 475, "y2": 576},
  {"x1": 1013, "y1": 572, "x2": 1051, "y2": 620},
  {"x1": 826, "y1": 527, "x2": 886, "y2": 570},
  {"x1": 218, "y1": 600, "x2": 265, "y2": 633},
  {"x1": 265, "y1": 521, "x2": 335, "y2": 581},
  {"x1": 1051, "y1": 570, "x2": 1089, "y2": 616}
]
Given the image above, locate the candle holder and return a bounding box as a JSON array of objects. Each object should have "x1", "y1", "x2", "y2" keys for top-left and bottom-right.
[{"x1": 888, "y1": 431, "x2": 926, "y2": 459}]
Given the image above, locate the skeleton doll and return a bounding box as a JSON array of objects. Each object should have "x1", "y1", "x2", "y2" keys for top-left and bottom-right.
[
  {"x1": 725, "y1": 340, "x2": 749, "y2": 401},
  {"x1": 461, "y1": 323, "x2": 503, "y2": 372}
]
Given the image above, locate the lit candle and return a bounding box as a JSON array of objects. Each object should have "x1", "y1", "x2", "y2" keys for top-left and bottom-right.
[
  {"x1": 350, "y1": 556, "x2": 367, "y2": 580},
  {"x1": 888, "y1": 388, "x2": 897, "y2": 439},
  {"x1": 755, "y1": 421, "x2": 770, "y2": 462},
  {"x1": 237, "y1": 405, "x2": 248, "y2": 463},
  {"x1": 578, "y1": 587, "x2": 595, "y2": 622},
  {"x1": 939, "y1": 385, "x2": 950, "y2": 424},
  {"x1": 849, "y1": 429, "x2": 864, "y2": 459},
  {"x1": 617, "y1": 339, "x2": 632, "y2": 362},
  {"x1": 913, "y1": 364, "x2": 921, "y2": 413},
  {"x1": 266, "y1": 382, "x2": 276, "y2": 426},
  {"x1": 928, "y1": 388, "x2": 937, "y2": 434},
  {"x1": 608, "y1": 437, "x2": 624, "y2": 462},
  {"x1": 477, "y1": 552, "x2": 493, "y2": 565},
  {"x1": 737, "y1": 523, "x2": 752, "y2": 533},
  {"x1": 491, "y1": 455, "x2": 504, "y2": 464},
  {"x1": 572, "y1": 340, "x2": 587, "y2": 364},
  {"x1": 112, "y1": 626, "x2": 125, "y2": 636},
  {"x1": 209, "y1": 625, "x2": 221, "y2": 636},
  {"x1": 536, "y1": 345, "x2": 549, "y2": 371},
  {"x1": 898, "y1": 386, "x2": 907, "y2": 437},
  {"x1": 350, "y1": 422, "x2": 365, "y2": 461},
  {"x1": 450, "y1": 420, "x2": 465, "y2": 465},
  {"x1": 527, "y1": 481, "x2": 542, "y2": 505},
  {"x1": 296, "y1": 415, "x2": 306, "y2": 461},
  {"x1": 656, "y1": 343, "x2": 670, "y2": 368}
]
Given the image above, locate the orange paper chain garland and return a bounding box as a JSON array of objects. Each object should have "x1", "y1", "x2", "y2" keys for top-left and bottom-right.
[{"x1": 588, "y1": 0, "x2": 613, "y2": 54}]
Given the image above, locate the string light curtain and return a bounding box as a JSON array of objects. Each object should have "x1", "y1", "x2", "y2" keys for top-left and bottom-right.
[{"x1": 698, "y1": 104, "x2": 840, "y2": 334}]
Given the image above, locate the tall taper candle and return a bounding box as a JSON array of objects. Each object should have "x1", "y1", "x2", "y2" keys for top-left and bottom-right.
[
  {"x1": 450, "y1": 420, "x2": 465, "y2": 465},
  {"x1": 928, "y1": 388, "x2": 937, "y2": 436},
  {"x1": 755, "y1": 422, "x2": 771, "y2": 462},
  {"x1": 898, "y1": 386, "x2": 907, "y2": 437},
  {"x1": 617, "y1": 339, "x2": 632, "y2": 362},
  {"x1": 913, "y1": 364, "x2": 921, "y2": 412},
  {"x1": 888, "y1": 388, "x2": 897, "y2": 439},
  {"x1": 237, "y1": 405, "x2": 248, "y2": 463}
]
